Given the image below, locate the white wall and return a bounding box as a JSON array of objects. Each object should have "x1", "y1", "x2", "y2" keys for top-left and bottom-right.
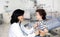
[
  {"x1": 37, "y1": 0, "x2": 60, "y2": 12},
  {"x1": 0, "y1": 0, "x2": 5, "y2": 13},
  {"x1": 0, "y1": 0, "x2": 34, "y2": 23},
  {"x1": 54, "y1": 0, "x2": 60, "y2": 12},
  {"x1": 8, "y1": 0, "x2": 34, "y2": 11},
  {"x1": 0, "y1": 0, "x2": 60, "y2": 13},
  {"x1": 0, "y1": 0, "x2": 60, "y2": 23},
  {"x1": 0, "y1": 0, "x2": 34, "y2": 13}
]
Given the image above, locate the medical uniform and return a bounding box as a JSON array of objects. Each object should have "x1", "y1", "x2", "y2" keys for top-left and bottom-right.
[{"x1": 9, "y1": 23, "x2": 35, "y2": 37}]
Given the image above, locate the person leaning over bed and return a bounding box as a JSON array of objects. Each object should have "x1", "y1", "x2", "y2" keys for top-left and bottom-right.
[{"x1": 34, "y1": 9, "x2": 48, "y2": 37}]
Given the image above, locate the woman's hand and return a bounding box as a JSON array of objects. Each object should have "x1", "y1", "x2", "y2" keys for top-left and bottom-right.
[
  {"x1": 35, "y1": 30, "x2": 40, "y2": 35},
  {"x1": 33, "y1": 23, "x2": 40, "y2": 35},
  {"x1": 33, "y1": 23, "x2": 48, "y2": 36},
  {"x1": 33, "y1": 23, "x2": 38, "y2": 29},
  {"x1": 39, "y1": 29, "x2": 48, "y2": 37}
]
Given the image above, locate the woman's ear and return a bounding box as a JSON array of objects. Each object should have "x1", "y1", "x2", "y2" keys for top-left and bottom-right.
[
  {"x1": 18, "y1": 16, "x2": 24, "y2": 22},
  {"x1": 17, "y1": 16, "x2": 20, "y2": 20}
]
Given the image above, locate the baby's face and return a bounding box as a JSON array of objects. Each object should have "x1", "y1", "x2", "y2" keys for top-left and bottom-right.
[{"x1": 36, "y1": 12, "x2": 42, "y2": 20}]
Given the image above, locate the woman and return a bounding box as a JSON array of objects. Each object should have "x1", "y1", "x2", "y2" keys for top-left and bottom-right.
[
  {"x1": 35, "y1": 9, "x2": 48, "y2": 37},
  {"x1": 9, "y1": 9, "x2": 37, "y2": 37}
]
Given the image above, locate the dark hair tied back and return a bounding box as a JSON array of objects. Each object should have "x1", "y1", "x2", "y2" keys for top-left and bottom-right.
[{"x1": 10, "y1": 9, "x2": 24, "y2": 24}]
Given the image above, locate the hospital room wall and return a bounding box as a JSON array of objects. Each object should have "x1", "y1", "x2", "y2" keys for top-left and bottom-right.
[
  {"x1": 0, "y1": 0, "x2": 60, "y2": 24},
  {"x1": 0, "y1": 0, "x2": 60, "y2": 13},
  {"x1": 37, "y1": 0, "x2": 60, "y2": 17},
  {"x1": 0, "y1": 0, "x2": 31, "y2": 24}
]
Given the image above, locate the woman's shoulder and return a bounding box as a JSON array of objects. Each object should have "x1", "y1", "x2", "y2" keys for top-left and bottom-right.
[
  {"x1": 11, "y1": 22, "x2": 19, "y2": 26},
  {"x1": 10, "y1": 23, "x2": 19, "y2": 29}
]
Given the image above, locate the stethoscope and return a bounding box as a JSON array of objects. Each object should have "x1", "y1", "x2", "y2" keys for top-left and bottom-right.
[{"x1": 19, "y1": 22, "x2": 28, "y2": 36}]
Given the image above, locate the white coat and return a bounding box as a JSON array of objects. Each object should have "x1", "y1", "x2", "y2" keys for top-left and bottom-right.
[{"x1": 9, "y1": 23, "x2": 35, "y2": 37}]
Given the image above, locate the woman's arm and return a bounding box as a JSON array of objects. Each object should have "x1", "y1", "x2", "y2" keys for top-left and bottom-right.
[
  {"x1": 9, "y1": 23, "x2": 25, "y2": 37},
  {"x1": 33, "y1": 23, "x2": 48, "y2": 37}
]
